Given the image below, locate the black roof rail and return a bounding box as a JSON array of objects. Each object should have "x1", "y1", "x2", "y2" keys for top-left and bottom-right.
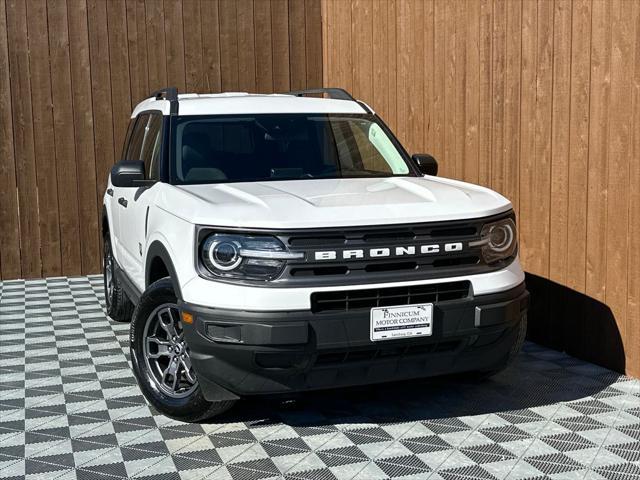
[
  {"x1": 150, "y1": 87, "x2": 178, "y2": 101},
  {"x1": 285, "y1": 87, "x2": 356, "y2": 102},
  {"x1": 149, "y1": 87, "x2": 179, "y2": 115}
]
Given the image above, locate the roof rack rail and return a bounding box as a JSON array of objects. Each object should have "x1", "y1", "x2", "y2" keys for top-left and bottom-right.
[
  {"x1": 149, "y1": 87, "x2": 179, "y2": 114},
  {"x1": 285, "y1": 87, "x2": 356, "y2": 102},
  {"x1": 150, "y1": 87, "x2": 178, "y2": 101}
]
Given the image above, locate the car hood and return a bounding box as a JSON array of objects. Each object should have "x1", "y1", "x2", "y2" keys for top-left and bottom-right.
[{"x1": 161, "y1": 177, "x2": 512, "y2": 229}]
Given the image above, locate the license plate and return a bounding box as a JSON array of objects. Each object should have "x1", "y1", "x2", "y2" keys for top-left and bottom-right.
[{"x1": 370, "y1": 303, "x2": 433, "y2": 341}]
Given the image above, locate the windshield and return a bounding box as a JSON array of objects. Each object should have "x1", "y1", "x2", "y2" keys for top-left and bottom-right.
[{"x1": 171, "y1": 114, "x2": 414, "y2": 184}]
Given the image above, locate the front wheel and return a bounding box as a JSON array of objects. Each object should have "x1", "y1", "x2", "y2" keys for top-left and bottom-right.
[{"x1": 130, "y1": 278, "x2": 235, "y2": 422}]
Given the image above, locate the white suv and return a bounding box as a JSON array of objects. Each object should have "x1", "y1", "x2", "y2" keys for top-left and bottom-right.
[{"x1": 102, "y1": 87, "x2": 528, "y2": 421}]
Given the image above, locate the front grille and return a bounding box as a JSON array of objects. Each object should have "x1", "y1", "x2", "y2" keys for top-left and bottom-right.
[
  {"x1": 311, "y1": 280, "x2": 471, "y2": 313},
  {"x1": 196, "y1": 211, "x2": 516, "y2": 287},
  {"x1": 289, "y1": 255, "x2": 481, "y2": 277},
  {"x1": 273, "y1": 212, "x2": 516, "y2": 287}
]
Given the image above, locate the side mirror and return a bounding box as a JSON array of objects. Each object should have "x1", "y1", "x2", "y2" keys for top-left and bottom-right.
[
  {"x1": 412, "y1": 154, "x2": 438, "y2": 176},
  {"x1": 111, "y1": 160, "x2": 146, "y2": 187}
]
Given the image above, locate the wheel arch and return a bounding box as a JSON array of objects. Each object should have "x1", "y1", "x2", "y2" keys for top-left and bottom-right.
[{"x1": 145, "y1": 241, "x2": 183, "y2": 300}]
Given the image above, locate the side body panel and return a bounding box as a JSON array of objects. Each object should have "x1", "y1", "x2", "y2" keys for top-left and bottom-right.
[
  {"x1": 102, "y1": 176, "x2": 119, "y2": 258},
  {"x1": 117, "y1": 185, "x2": 161, "y2": 285},
  {"x1": 109, "y1": 116, "x2": 137, "y2": 270},
  {"x1": 141, "y1": 193, "x2": 198, "y2": 294},
  {"x1": 115, "y1": 110, "x2": 169, "y2": 286}
]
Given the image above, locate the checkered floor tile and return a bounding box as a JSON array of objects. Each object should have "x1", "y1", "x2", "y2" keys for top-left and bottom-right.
[{"x1": 1, "y1": 275, "x2": 640, "y2": 480}]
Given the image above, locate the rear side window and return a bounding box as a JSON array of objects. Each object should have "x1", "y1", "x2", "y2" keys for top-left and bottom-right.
[
  {"x1": 122, "y1": 113, "x2": 163, "y2": 180},
  {"x1": 125, "y1": 114, "x2": 149, "y2": 162},
  {"x1": 140, "y1": 114, "x2": 163, "y2": 180},
  {"x1": 120, "y1": 120, "x2": 136, "y2": 161}
]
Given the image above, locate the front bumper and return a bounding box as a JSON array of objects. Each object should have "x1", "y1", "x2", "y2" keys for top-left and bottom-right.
[{"x1": 181, "y1": 282, "x2": 529, "y2": 402}]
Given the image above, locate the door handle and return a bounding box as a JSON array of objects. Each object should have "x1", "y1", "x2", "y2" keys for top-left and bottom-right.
[
  {"x1": 118, "y1": 197, "x2": 128, "y2": 208},
  {"x1": 106, "y1": 188, "x2": 114, "y2": 197}
]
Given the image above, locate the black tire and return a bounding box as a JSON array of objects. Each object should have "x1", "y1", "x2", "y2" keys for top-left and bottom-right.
[
  {"x1": 470, "y1": 312, "x2": 528, "y2": 380},
  {"x1": 103, "y1": 235, "x2": 135, "y2": 322},
  {"x1": 130, "y1": 277, "x2": 235, "y2": 422}
]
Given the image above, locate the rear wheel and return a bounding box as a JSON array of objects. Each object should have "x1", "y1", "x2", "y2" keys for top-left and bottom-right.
[
  {"x1": 130, "y1": 278, "x2": 235, "y2": 421},
  {"x1": 103, "y1": 235, "x2": 134, "y2": 322}
]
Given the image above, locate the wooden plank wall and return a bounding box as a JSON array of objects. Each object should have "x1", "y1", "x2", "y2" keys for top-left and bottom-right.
[
  {"x1": 323, "y1": 0, "x2": 640, "y2": 377},
  {"x1": 0, "y1": 0, "x2": 322, "y2": 281}
]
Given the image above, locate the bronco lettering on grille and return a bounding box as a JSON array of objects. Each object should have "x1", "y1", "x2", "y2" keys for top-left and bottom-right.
[{"x1": 314, "y1": 242, "x2": 464, "y2": 261}]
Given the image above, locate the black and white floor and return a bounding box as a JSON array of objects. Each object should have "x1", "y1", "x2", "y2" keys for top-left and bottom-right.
[{"x1": 1, "y1": 276, "x2": 640, "y2": 480}]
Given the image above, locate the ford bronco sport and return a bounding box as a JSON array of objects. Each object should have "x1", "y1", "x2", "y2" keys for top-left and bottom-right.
[{"x1": 103, "y1": 87, "x2": 528, "y2": 421}]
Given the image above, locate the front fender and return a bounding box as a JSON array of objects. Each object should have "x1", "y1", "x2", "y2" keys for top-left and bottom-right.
[
  {"x1": 144, "y1": 206, "x2": 198, "y2": 299},
  {"x1": 145, "y1": 240, "x2": 184, "y2": 300}
]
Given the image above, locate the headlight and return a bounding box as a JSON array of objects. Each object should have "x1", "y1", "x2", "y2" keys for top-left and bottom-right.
[
  {"x1": 470, "y1": 217, "x2": 517, "y2": 264},
  {"x1": 201, "y1": 233, "x2": 304, "y2": 281}
]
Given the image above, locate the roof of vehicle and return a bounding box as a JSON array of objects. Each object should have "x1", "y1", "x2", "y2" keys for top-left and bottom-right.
[{"x1": 131, "y1": 92, "x2": 371, "y2": 117}]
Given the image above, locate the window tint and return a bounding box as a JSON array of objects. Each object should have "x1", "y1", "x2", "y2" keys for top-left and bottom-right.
[
  {"x1": 120, "y1": 120, "x2": 136, "y2": 161},
  {"x1": 338, "y1": 121, "x2": 395, "y2": 173},
  {"x1": 125, "y1": 113, "x2": 149, "y2": 162},
  {"x1": 140, "y1": 114, "x2": 163, "y2": 180},
  {"x1": 172, "y1": 114, "x2": 412, "y2": 184}
]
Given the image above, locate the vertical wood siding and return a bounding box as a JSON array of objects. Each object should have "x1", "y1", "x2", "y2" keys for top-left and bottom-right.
[
  {"x1": 323, "y1": 0, "x2": 640, "y2": 377},
  {"x1": 0, "y1": 0, "x2": 322, "y2": 281}
]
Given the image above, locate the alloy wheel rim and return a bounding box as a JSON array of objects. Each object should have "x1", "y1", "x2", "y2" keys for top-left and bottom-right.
[{"x1": 142, "y1": 304, "x2": 198, "y2": 398}]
